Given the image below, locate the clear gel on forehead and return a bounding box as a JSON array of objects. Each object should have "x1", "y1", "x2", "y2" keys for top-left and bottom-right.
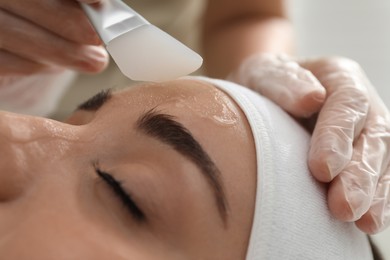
[{"x1": 173, "y1": 87, "x2": 239, "y2": 127}]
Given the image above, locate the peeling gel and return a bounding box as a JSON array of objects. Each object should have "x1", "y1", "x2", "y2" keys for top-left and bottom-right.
[{"x1": 81, "y1": 0, "x2": 203, "y2": 82}]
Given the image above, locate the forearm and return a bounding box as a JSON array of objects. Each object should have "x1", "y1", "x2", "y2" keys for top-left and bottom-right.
[{"x1": 202, "y1": 2, "x2": 293, "y2": 78}]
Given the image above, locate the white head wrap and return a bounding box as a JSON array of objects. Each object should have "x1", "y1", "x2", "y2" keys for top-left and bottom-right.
[{"x1": 195, "y1": 77, "x2": 373, "y2": 260}]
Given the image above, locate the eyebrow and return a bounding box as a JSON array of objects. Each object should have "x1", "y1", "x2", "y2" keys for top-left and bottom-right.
[
  {"x1": 77, "y1": 89, "x2": 112, "y2": 111},
  {"x1": 136, "y1": 109, "x2": 229, "y2": 224}
]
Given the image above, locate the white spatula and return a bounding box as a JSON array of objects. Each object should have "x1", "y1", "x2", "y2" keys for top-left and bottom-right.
[{"x1": 81, "y1": 0, "x2": 203, "y2": 82}]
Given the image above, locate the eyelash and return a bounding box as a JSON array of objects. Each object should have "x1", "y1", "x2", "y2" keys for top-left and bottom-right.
[{"x1": 94, "y1": 164, "x2": 146, "y2": 222}]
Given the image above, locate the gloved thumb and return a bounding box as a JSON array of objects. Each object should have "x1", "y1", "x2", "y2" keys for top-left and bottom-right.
[{"x1": 228, "y1": 53, "x2": 326, "y2": 118}]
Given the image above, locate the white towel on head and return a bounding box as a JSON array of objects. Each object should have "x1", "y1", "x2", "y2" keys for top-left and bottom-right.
[{"x1": 194, "y1": 77, "x2": 372, "y2": 260}]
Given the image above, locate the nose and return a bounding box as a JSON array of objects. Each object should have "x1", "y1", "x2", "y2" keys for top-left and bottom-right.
[
  {"x1": 0, "y1": 111, "x2": 79, "y2": 144},
  {"x1": 0, "y1": 111, "x2": 80, "y2": 201}
]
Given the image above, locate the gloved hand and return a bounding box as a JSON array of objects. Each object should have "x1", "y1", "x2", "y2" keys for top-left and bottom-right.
[
  {"x1": 0, "y1": 0, "x2": 108, "y2": 75},
  {"x1": 229, "y1": 53, "x2": 390, "y2": 234}
]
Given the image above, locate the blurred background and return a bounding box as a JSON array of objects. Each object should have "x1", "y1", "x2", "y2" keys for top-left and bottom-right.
[{"x1": 289, "y1": 0, "x2": 390, "y2": 257}]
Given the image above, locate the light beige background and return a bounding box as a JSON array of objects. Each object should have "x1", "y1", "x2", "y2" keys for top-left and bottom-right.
[{"x1": 290, "y1": 0, "x2": 390, "y2": 258}]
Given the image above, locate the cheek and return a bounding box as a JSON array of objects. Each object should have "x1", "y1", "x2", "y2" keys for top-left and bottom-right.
[{"x1": 0, "y1": 209, "x2": 184, "y2": 260}]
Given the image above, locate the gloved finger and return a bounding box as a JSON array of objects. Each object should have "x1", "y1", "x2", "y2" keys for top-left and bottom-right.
[
  {"x1": 300, "y1": 58, "x2": 370, "y2": 182},
  {"x1": 0, "y1": 0, "x2": 99, "y2": 45},
  {"x1": 0, "y1": 50, "x2": 50, "y2": 76},
  {"x1": 228, "y1": 53, "x2": 326, "y2": 118},
  {"x1": 354, "y1": 91, "x2": 390, "y2": 234},
  {"x1": 0, "y1": 9, "x2": 108, "y2": 74},
  {"x1": 355, "y1": 168, "x2": 390, "y2": 234},
  {"x1": 356, "y1": 176, "x2": 390, "y2": 235},
  {"x1": 327, "y1": 116, "x2": 390, "y2": 223}
]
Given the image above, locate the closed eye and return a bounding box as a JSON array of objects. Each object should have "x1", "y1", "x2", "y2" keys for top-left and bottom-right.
[{"x1": 94, "y1": 163, "x2": 146, "y2": 222}]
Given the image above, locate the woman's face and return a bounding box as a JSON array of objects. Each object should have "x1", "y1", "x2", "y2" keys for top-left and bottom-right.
[{"x1": 0, "y1": 79, "x2": 256, "y2": 259}]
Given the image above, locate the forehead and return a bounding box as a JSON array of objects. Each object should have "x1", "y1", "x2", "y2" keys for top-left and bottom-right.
[
  {"x1": 114, "y1": 79, "x2": 230, "y2": 107},
  {"x1": 108, "y1": 79, "x2": 243, "y2": 128}
]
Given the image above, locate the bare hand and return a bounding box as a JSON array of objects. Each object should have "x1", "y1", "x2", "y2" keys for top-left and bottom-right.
[{"x1": 0, "y1": 0, "x2": 108, "y2": 75}]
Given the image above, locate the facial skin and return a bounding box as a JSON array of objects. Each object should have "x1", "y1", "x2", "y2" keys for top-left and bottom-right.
[{"x1": 0, "y1": 79, "x2": 256, "y2": 259}]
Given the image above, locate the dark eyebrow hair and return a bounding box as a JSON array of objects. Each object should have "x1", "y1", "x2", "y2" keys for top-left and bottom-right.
[
  {"x1": 77, "y1": 89, "x2": 112, "y2": 111},
  {"x1": 136, "y1": 108, "x2": 229, "y2": 224}
]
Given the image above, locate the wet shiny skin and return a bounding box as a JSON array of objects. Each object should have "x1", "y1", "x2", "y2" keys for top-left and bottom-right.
[{"x1": 0, "y1": 79, "x2": 256, "y2": 259}]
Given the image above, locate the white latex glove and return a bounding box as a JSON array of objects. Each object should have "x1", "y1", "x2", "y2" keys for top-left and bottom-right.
[
  {"x1": 229, "y1": 53, "x2": 390, "y2": 234},
  {"x1": 0, "y1": 0, "x2": 108, "y2": 75}
]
